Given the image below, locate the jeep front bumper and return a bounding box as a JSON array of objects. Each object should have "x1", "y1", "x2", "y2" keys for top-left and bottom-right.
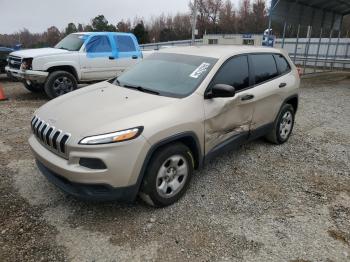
[
  {"x1": 29, "y1": 133, "x2": 151, "y2": 201},
  {"x1": 5, "y1": 66, "x2": 48, "y2": 83}
]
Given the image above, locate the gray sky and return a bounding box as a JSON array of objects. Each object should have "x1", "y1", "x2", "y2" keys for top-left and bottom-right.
[{"x1": 0, "y1": 0, "x2": 242, "y2": 34}]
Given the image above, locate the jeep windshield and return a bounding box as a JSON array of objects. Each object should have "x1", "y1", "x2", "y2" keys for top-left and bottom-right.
[
  {"x1": 115, "y1": 53, "x2": 218, "y2": 98},
  {"x1": 55, "y1": 34, "x2": 86, "y2": 51}
]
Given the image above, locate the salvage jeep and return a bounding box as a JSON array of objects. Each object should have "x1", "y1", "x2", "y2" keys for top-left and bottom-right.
[
  {"x1": 6, "y1": 32, "x2": 142, "y2": 98},
  {"x1": 29, "y1": 46, "x2": 300, "y2": 207}
]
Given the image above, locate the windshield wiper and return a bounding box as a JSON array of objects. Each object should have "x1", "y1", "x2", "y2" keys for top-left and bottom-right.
[
  {"x1": 57, "y1": 47, "x2": 68, "y2": 50},
  {"x1": 122, "y1": 84, "x2": 160, "y2": 95}
]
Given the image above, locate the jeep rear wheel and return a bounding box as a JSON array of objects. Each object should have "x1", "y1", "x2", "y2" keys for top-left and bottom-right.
[
  {"x1": 44, "y1": 71, "x2": 77, "y2": 99},
  {"x1": 140, "y1": 143, "x2": 194, "y2": 207},
  {"x1": 23, "y1": 80, "x2": 43, "y2": 93},
  {"x1": 266, "y1": 104, "x2": 295, "y2": 144}
]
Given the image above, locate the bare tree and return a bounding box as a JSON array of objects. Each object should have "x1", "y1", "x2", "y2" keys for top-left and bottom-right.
[
  {"x1": 252, "y1": 0, "x2": 267, "y2": 33},
  {"x1": 218, "y1": 0, "x2": 237, "y2": 33},
  {"x1": 45, "y1": 26, "x2": 61, "y2": 47},
  {"x1": 117, "y1": 20, "x2": 132, "y2": 32}
]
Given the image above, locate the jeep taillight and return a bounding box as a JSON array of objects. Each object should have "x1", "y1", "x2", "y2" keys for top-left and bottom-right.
[{"x1": 296, "y1": 66, "x2": 302, "y2": 78}]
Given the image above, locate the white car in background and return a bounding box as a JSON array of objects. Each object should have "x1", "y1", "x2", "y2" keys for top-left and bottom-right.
[{"x1": 6, "y1": 32, "x2": 145, "y2": 98}]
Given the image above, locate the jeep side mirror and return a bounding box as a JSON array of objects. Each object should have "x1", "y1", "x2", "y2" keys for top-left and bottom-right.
[{"x1": 205, "y1": 84, "x2": 236, "y2": 99}]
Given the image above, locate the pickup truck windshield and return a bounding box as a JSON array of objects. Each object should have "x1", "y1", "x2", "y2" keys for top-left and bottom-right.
[
  {"x1": 115, "y1": 53, "x2": 218, "y2": 98},
  {"x1": 55, "y1": 34, "x2": 85, "y2": 51}
]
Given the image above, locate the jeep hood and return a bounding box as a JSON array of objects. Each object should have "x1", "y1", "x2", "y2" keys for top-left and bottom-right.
[
  {"x1": 36, "y1": 81, "x2": 177, "y2": 139},
  {"x1": 10, "y1": 48, "x2": 69, "y2": 58}
]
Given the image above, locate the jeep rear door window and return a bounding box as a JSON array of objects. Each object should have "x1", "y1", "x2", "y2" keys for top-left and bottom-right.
[
  {"x1": 210, "y1": 55, "x2": 249, "y2": 92},
  {"x1": 115, "y1": 53, "x2": 218, "y2": 98},
  {"x1": 86, "y1": 35, "x2": 112, "y2": 53},
  {"x1": 114, "y1": 35, "x2": 136, "y2": 52},
  {"x1": 274, "y1": 54, "x2": 291, "y2": 74},
  {"x1": 251, "y1": 54, "x2": 278, "y2": 85},
  {"x1": 55, "y1": 34, "x2": 85, "y2": 51}
]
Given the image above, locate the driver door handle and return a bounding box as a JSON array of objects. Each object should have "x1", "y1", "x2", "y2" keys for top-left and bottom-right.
[
  {"x1": 279, "y1": 83, "x2": 287, "y2": 88},
  {"x1": 241, "y1": 94, "x2": 254, "y2": 101}
]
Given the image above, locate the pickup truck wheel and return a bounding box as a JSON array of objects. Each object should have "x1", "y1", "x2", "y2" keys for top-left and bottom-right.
[
  {"x1": 265, "y1": 104, "x2": 295, "y2": 144},
  {"x1": 140, "y1": 143, "x2": 194, "y2": 207},
  {"x1": 23, "y1": 81, "x2": 43, "y2": 93},
  {"x1": 44, "y1": 71, "x2": 77, "y2": 99}
]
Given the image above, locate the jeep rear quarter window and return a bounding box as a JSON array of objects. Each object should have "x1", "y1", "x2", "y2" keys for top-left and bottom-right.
[
  {"x1": 86, "y1": 35, "x2": 112, "y2": 53},
  {"x1": 251, "y1": 54, "x2": 278, "y2": 85},
  {"x1": 210, "y1": 55, "x2": 250, "y2": 92},
  {"x1": 274, "y1": 54, "x2": 291, "y2": 74},
  {"x1": 114, "y1": 35, "x2": 136, "y2": 52}
]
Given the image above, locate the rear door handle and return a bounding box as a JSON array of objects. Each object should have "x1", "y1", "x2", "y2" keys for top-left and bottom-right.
[
  {"x1": 132, "y1": 55, "x2": 138, "y2": 59},
  {"x1": 279, "y1": 83, "x2": 287, "y2": 88},
  {"x1": 241, "y1": 94, "x2": 254, "y2": 101},
  {"x1": 109, "y1": 56, "x2": 115, "y2": 60}
]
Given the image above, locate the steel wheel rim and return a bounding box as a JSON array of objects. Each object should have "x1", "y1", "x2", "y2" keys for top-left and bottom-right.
[
  {"x1": 156, "y1": 155, "x2": 188, "y2": 198},
  {"x1": 279, "y1": 111, "x2": 293, "y2": 140},
  {"x1": 53, "y1": 77, "x2": 73, "y2": 96}
]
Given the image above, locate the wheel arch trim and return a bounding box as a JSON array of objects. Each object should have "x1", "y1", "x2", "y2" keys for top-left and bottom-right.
[{"x1": 131, "y1": 132, "x2": 203, "y2": 200}]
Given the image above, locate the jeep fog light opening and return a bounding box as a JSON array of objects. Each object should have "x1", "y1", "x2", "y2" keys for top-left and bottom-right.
[{"x1": 79, "y1": 127, "x2": 143, "y2": 145}]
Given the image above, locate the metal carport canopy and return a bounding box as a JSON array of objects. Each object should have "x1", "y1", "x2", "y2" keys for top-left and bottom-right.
[
  {"x1": 270, "y1": 0, "x2": 350, "y2": 30},
  {"x1": 295, "y1": 0, "x2": 350, "y2": 15}
]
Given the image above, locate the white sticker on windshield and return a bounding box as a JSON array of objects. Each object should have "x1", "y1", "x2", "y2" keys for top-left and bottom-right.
[{"x1": 190, "y1": 62, "x2": 211, "y2": 79}]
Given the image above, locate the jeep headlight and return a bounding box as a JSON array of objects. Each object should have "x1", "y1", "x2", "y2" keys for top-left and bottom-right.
[{"x1": 79, "y1": 127, "x2": 143, "y2": 145}]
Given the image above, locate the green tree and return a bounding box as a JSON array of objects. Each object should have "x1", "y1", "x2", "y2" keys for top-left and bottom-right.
[
  {"x1": 159, "y1": 28, "x2": 176, "y2": 42},
  {"x1": 91, "y1": 15, "x2": 116, "y2": 32},
  {"x1": 65, "y1": 23, "x2": 77, "y2": 35},
  {"x1": 132, "y1": 21, "x2": 149, "y2": 44},
  {"x1": 77, "y1": 23, "x2": 84, "y2": 32}
]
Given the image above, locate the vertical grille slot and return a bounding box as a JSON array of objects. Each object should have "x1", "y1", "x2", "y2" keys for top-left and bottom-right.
[
  {"x1": 40, "y1": 124, "x2": 48, "y2": 140},
  {"x1": 52, "y1": 131, "x2": 61, "y2": 149},
  {"x1": 45, "y1": 127, "x2": 53, "y2": 145},
  {"x1": 32, "y1": 117, "x2": 39, "y2": 132},
  {"x1": 36, "y1": 121, "x2": 42, "y2": 136},
  {"x1": 60, "y1": 135, "x2": 69, "y2": 153},
  {"x1": 30, "y1": 115, "x2": 71, "y2": 159}
]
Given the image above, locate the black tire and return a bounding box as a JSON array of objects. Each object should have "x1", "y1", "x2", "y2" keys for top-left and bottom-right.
[
  {"x1": 44, "y1": 71, "x2": 77, "y2": 99},
  {"x1": 140, "y1": 143, "x2": 194, "y2": 207},
  {"x1": 23, "y1": 81, "x2": 44, "y2": 93},
  {"x1": 265, "y1": 104, "x2": 295, "y2": 144}
]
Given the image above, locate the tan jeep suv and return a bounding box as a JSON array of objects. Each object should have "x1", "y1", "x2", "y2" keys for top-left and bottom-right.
[{"x1": 29, "y1": 46, "x2": 300, "y2": 207}]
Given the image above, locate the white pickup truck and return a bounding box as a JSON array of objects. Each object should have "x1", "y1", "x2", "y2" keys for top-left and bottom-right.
[{"x1": 6, "y1": 32, "x2": 144, "y2": 98}]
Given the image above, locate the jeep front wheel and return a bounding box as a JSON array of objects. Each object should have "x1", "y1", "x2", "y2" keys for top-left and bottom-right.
[
  {"x1": 44, "y1": 71, "x2": 77, "y2": 99},
  {"x1": 140, "y1": 143, "x2": 194, "y2": 207}
]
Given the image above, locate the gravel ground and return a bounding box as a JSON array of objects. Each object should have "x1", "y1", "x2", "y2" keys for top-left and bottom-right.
[{"x1": 0, "y1": 73, "x2": 349, "y2": 262}]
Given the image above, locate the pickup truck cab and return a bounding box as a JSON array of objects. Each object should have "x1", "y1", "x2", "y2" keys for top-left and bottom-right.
[{"x1": 6, "y1": 32, "x2": 142, "y2": 98}]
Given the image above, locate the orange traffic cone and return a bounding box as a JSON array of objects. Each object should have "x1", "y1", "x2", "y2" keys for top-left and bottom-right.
[{"x1": 0, "y1": 84, "x2": 8, "y2": 101}]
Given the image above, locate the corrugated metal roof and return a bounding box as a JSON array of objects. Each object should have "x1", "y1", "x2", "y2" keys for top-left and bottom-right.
[
  {"x1": 271, "y1": 0, "x2": 349, "y2": 29},
  {"x1": 279, "y1": 0, "x2": 350, "y2": 15},
  {"x1": 296, "y1": 0, "x2": 350, "y2": 15}
]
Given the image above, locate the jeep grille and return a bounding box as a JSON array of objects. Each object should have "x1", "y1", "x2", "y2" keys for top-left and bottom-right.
[{"x1": 31, "y1": 116, "x2": 71, "y2": 159}]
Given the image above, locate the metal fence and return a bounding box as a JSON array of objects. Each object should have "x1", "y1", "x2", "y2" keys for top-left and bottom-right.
[
  {"x1": 275, "y1": 38, "x2": 350, "y2": 73},
  {"x1": 140, "y1": 37, "x2": 350, "y2": 74},
  {"x1": 140, "y1": 39, "x2": 203, "y2": 50}
]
